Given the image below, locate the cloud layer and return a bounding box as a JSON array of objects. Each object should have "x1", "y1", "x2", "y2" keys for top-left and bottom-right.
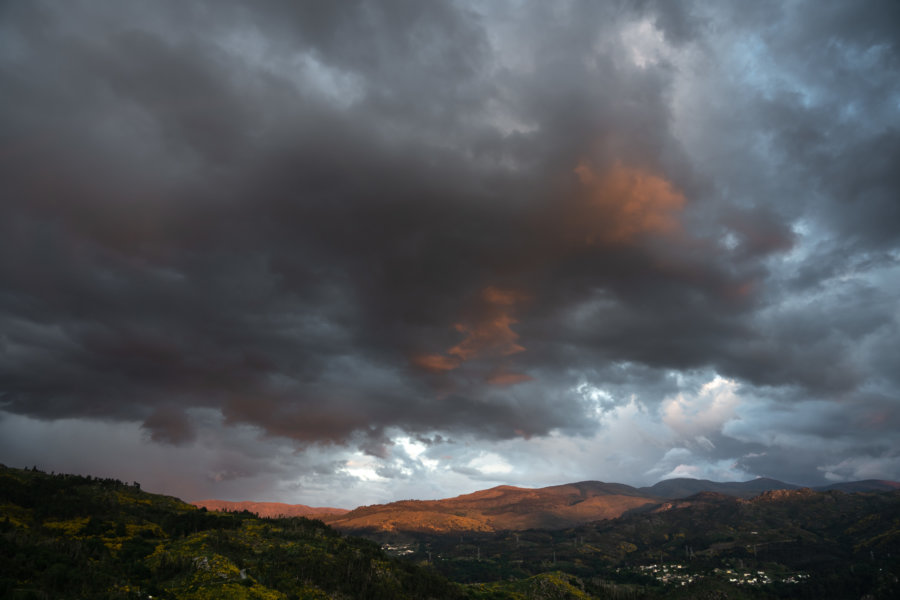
[{"x1": 1, "y1": 0, "x2": 898, "y2": 504}]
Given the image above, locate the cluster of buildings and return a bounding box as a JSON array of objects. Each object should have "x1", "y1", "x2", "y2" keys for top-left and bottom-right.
[
  {"x1": 630, "y1": 564, "x2": 810, "y2": 588},
  {"x1": 712, "y1": 568, "x2": 808, "y2": 585},
  {"x1": 634, "y1": 564, "x2": 698, "y2": 586},
  {"x1": 714, "y1": 568, "x2": 771, "y2": 585},
  {"x1": 381, "y1": 542, "x2": 416, "y2": 556}
]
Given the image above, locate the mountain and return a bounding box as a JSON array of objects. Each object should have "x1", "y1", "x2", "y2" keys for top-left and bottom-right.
[
  {"x1": 639, "y1": 477, "x2": 801, "y2": 499},
  {"x1": 816, "y1": 479, "x2": 900, "y2": 493},
  {"x1": 321, "y1": 481, "x2": 658, "y2": 534},
  {"x1": 320, "y1": 477, "x2": 900, "y2": 534},
  {"x1": 194, "y1": 477, "x2": 900, "y2": 536},
  {"x1": 191, "y1": 499, "x2": 349, "y2": 518},
  {"x1": 638, "y1": 477, "x2": 900, "y2": 499}
]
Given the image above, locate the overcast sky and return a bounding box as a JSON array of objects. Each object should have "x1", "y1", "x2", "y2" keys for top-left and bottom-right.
[{"x1": 1, "y1": 0, "x2": 898, "y2": 508}]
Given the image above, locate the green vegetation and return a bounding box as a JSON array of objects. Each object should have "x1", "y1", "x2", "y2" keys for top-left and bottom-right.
[
  {"x1": 0, "y1": 465, "x2": 464, "y2": 599},
  {"x1": 468, "y1": 571, "x2": 596, "y2": 599},
  {"x1": 380, "y1": 490, "x2": 900, "y2": 599},
  {"x1": 2, "y1": 465, "x2": 899, "y2": 599}
]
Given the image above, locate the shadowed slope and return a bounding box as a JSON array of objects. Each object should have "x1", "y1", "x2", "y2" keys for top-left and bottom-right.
[
  {"x1": 817, "y1": 479, "x2": 900, "y2": 493},
  {"x1": 639, "y1": 477, "x2": 801, "y2": 499}
]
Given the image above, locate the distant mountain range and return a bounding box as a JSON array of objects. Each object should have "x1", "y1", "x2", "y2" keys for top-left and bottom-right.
[
  {"x1": 193, "y1": 477, "x2": 900, "y2": 534},
  {"x1": 191, "y1": 499, "x2": 349, "y2": 518},
  {"x1": 638, "y1": 477, "x2": 900, "y2": 499}
]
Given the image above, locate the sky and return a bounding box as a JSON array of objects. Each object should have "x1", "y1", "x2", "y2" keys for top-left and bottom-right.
[{"x1": 1, "y1": 0, "x2": 899, "y2": 509}]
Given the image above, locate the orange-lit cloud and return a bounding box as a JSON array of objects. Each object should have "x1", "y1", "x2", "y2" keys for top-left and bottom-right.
[
  {"x1": 448, "y1": 286, "x2": 528, "y2": 362},
  {"x1": 448, "y1": 315, "x2": 525, "y2": 361},
  {"x1": 481, "y1": 286, "x2": 529, "y2": 307},
  {"x1": 411, "y1": 286, "x2": 531, "y2": 377},
  {"x1": 486, "y1": 370, "x2": 535, "y2": 386},
  {"x1": 571, "y1": 160, "x2": 686, "y2": 245},
  {"x1": 410, "y1": 353, "x2": 461, "y2": 373}
]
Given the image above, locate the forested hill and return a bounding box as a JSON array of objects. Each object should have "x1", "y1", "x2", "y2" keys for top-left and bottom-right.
[
  {"x1": 4, "y1": 464, "x2": 900, "y2": 599},
  {"x1": 0, "y1": 464, "x2": 464, "y2": 599}
]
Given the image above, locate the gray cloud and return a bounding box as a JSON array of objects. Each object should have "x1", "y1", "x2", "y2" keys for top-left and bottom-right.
[{"x1": 1, "y1": 0, "x2": 898, "y2": 502}]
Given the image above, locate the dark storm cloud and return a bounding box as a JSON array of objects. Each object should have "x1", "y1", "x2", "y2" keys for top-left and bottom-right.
[
  {"x1": 143, "y1": 405, "x2": 196, "y2": 445},
  {"x1": 1, "y1": 0, "x2": 898, "y2": 484}
]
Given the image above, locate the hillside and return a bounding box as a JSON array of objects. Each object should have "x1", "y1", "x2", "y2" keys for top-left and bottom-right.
[
  {"x1": 0, "y1": 465, "x2": 463, "y2": 599},
  {"x1": 310, "y1": 477, "x2": 900, "y2": 535},
  {"x1": 410, "y1": 487, "x2": 900, "y2": 599},
  {"x1": 321, "y1": 481, "x2": 658, "y2": 534}
]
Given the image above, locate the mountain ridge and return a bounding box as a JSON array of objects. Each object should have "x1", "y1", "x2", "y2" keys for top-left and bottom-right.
[
  {"x1": 636, "y1": 476, "x2": 803, "y2": 499},
  {"x1": 193, "y1": 477, "x2": 900, "y2": 535}
]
